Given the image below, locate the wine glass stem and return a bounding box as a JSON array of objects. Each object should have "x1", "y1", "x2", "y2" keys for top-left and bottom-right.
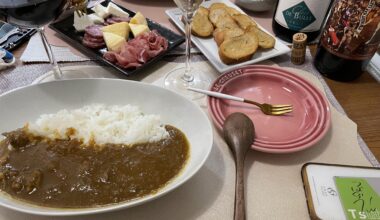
[
  {"x1": 182, "y1": 15, "x2": 194, "y2": 83},
  {"x1": 38, "y1": 27, "x2": 63, "y2": 80}
]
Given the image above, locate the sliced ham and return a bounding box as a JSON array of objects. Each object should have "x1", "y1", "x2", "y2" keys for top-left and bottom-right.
[
  {"x1": 103, "y1": 30, "x2": 168, "y2": 69},
  {"x1": 122, "y1": 62, "x2": 142, "y2": 69},
  {"x1": 127, "y1": 38, "x2": 150, "y2": 63},
  {"x1": 147, "y1": 30, "x2": 168, "y2": 50},
  {"x1": 103, "y1": 52, "x2": 117, "y2": 63},
  {"x1": 147, "y1": 47, "x2": 164, "y2": 58},
  {"x1": 117, "y1": 45, "x2": 139, "y2": 64}
]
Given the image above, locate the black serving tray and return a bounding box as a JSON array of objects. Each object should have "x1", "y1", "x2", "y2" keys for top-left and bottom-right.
[{"x1": 49, "y1": 1, "x2": 184, "y2": 76}]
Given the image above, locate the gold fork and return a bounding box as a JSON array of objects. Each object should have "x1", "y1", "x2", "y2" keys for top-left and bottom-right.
[{"x1": 188, "y1": 87, "x2": 293, "y2": 116}]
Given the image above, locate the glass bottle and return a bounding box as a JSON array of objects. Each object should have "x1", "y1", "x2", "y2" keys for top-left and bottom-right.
[
  {"x1": 272, "y1": 0, "x2": 332, "y2": 42},
  {"x1": 314, "y1": 0, "x2": 380, "y2": 81}
]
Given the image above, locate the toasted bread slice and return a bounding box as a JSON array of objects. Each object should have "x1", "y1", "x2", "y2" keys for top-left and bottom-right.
[
  {"x1": 225, "y1": 7, "x2": 241, "y2": 16},
  {"x1": 209, "y1": 8, "x2": 231, "y2": 26},
  {"x1": 219, "y1": 31, "x2": 259, "y2": 64},
  {"x1": 197, "y1": 6, "x2": 209, "y2": 16},
  {"x1": 191, "y1": 8, "x2": 214, "y2": 37},
  {"x1": 249, "y1": 26, "x2": 276, "y2": 49},
  {"x1": 213, "y1": 27, "x2": 244, "y2": 46},
  {"x1": 209, "y1": 3, "x2": 227, "y2": 11},
  {"x1": 232, "y1": 14, "x2": 257, "y2": 30},
  {"x1": 214, "y1": 17, "x2": 240, "y2": 29}
]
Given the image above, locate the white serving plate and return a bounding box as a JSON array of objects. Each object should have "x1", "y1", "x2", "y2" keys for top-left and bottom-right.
[
  {"x1": 166, "y1": 0, "x2": 291, "y2": 73},
  {"x1": 0, "y1": 78, "x2": 213, "y2": 216}
]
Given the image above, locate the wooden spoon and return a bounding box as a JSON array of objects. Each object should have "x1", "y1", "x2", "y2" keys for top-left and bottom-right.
[{"x1": 223, "y1": 112, "x2": 255, "y2": 220}]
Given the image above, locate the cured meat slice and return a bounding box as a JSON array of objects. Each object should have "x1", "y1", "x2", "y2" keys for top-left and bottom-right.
[
  {"x1": 103, "y1": 30, "x2": 168, "y2": 69},
  {"x1": 82, "y1": 38, "x2": 105, "y2": 49},
  {"x1": 83, "y1": 25, "x2": 105, "y2": 49},
  {"x1": 84, "y1": 33, "x2": 104, "y2": 43},
  {"x1": 111, "y1": 16, "x2": 130, "y2": 23},
  {"x1": 116, "y1": 45, "x2": 139, "y2": 64},
  {"x1": 104, "y1": 16, "x2": 130, "y2": 25},
  {"x1": 103, "y1": 52, "x2": 117, "y2": 62},
  {"x1": 146, "y1": 30, "x2": 168, "y2": 50},
  {"x1": 123, "y1": 62, "x2": 142, "y2": 69},
  {"x1": 147, "y1": 47, "x2": 164, "y2": 58},
  {"x1": 84, "y1": 25, "x2": 104, "y2": 38},
  {"x1": 126, "y1": 38, "x2": 150, "y2": 63},
  {"x1": 104, "y1": 19, "x2": 117, "y2": 25}
]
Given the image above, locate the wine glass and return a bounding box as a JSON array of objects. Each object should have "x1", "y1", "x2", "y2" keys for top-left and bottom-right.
[
  {"x1": 165, "y1": 0, "x2": 211, "y2": 100},
  {"x1": 0, "y1": 0, "x2": 86, "y2": 80}
]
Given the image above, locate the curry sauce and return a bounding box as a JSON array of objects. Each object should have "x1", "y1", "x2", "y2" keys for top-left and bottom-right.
[{"x1": 0, "y1": 125, "x2": 189, "y2": 208}]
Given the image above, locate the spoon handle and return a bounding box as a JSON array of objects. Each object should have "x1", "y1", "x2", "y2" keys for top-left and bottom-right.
[{"x1": 235, "y1": 159, "x2": 245, "y2": 220}]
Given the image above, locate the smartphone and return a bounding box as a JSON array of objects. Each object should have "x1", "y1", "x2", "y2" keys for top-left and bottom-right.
[
  {"x1": 0, "y1": 20, "x2": 36, "y2": 51},
  {"x1": 301, "y1": 163, "x2": 380, "y2": 220}
]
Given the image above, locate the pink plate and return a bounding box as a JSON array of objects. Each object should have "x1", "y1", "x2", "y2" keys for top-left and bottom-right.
[
  {"x1": 244, "y1": 66, "x2": 329, "y2": 148},
  {"x1": 208, "y1": 65, "x2": 331, "y2": 153}
]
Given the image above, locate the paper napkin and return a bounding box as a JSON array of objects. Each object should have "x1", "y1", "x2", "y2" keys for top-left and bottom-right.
[{"x1": 20, "y1": 33, "x2": 91, "y2": 63}]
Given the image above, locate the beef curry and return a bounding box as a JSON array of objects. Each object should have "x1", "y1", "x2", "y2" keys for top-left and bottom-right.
[{"x1": 0, "y1": 125, "x2": 189, "y2": 208}]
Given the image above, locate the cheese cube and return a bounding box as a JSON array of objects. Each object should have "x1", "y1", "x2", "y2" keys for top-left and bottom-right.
[
  {"x1": 88, "y1": 14, "x2": 104, "y2": 24},
  {"x1": 103, "y1": 32, "x2": 126, "y2": 52},
  {"x1": 129, "y1": 23, "x2": 149, "y2": 37},
  {"x1": 130, "y1": 12, "x2": 148, "y2": 26},
  {"x1": 102, "y1": 22, "x2": 130, "y2": 40},
  {"x1": 106, "y1": 2, "x2": 130, "y2": 18},
  {"x1": 73, "y1": 13, "x2": 94, "y2": 31},
  {"x1": 92, "y1": 4, "x2": 110, "y2": 19}
]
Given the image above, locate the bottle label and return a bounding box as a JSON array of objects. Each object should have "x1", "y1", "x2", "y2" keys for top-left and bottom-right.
[
  {"x1": 274, "y1": 0, "x2": 331, "y2": 32},
  {"x1": 321, "y1": 0, "x2": 380, "y2": 60}
]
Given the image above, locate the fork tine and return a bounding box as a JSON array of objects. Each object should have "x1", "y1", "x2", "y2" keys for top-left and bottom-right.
[
  {"x1": 271, "y1": 106, "x2": 293, "y2": 111},
  {"x1": 270, "y1": 109, "x2": 293, "y2": 115},
  {"x1": 271, "y1": 104, "x2": 293, "y2": 108}
]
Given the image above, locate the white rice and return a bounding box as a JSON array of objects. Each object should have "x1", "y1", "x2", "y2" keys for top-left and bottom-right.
[{"x1": 27, "y1": 104, "x2": 169, "y2": 146}]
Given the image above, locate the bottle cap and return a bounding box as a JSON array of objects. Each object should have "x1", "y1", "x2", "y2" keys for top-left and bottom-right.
[{"x1": 291, "y1": 33, "x2": 307, "y2": 65}]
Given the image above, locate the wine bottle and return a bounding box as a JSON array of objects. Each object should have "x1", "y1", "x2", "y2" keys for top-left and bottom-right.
[
  {"x1": 272, "y1": 0, "x2": 332, "y2": 43},
  {"x1": 314, "y1": 0, "x2": 380, "y2": 81}
]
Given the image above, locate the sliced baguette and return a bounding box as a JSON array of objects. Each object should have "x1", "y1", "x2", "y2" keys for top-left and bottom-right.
[
  {"x1": 191, "y1": 7, "x2": 214, "y2": 37},
  {"x1": 197, "y1": 6, "x2": 209, "y2": 16},
  {"x1": 219, "y1": 31, "x2": 259, "y2": 64},
  {"x1": 214, "y1": 16, "x2": 240, "y2": 29},
  {"x1": 209, "y1": 3, "x2": 227, "y2": 11},
  {"x1": 213, "y1": 27, "x2": 244, "y2": 46},
  {"x1": 232, "y1": 14, "x2": 257, "y2": 30},
  {"x1": 209, "y1": 8, "x2": 231, "y2": 26},
  {"x1": 249, "y1": 26, "x2": 276, "y2": 49},
  {"x1": 225, "y1": 7, "x2": 241, "y2": 16}
]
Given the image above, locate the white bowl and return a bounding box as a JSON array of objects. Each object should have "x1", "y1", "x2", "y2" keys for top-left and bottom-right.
[{"x1": 0, "y1": 78, "x2": 213, "y2": 216}]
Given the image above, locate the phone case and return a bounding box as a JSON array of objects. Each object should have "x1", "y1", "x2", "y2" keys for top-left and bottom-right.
[
  {"x1": 0, "y1": 21, "x2": 36, "y2": 51},
  {"x1": 302, "y1": 163, "x2": 323, "y2": 220},
  {"x1": 301, "y1": 162, "x2": 380, "y2": 220}
]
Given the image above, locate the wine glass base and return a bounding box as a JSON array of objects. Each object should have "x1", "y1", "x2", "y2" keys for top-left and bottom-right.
[
  {"x1": 48, "y1": 69, "x2": 87, "y2": 81},
  {"x1": 33, "y1": 68, "x2": 108, "y2": 84},
  {"x1": 164, "y1": 67, "x2": 211, "y2": 100}
]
